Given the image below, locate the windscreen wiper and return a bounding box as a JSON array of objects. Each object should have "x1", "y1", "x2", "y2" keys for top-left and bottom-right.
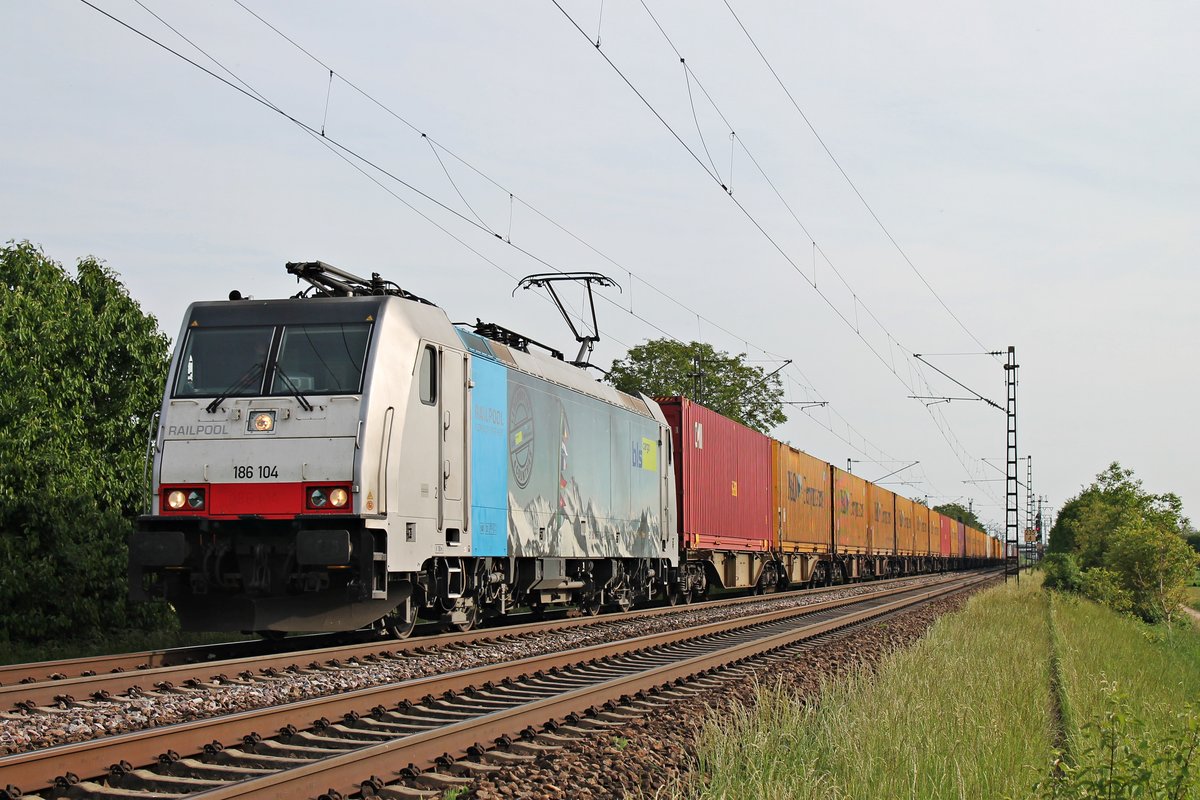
[
  {"x1": 272, "y1": 364, "x2": 314, "y2": 412},
  {"x1": 205, "y1": 363, "x2": 264, "y2": 414}
]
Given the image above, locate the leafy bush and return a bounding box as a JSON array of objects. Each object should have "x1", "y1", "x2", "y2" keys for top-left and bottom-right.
[
  {"x1": 1077, "y1": 568, "x2": 1132, "y2": 615},
  {"x1": 1049, "y1": 463, "x2": 1188, "y2": 567},
  {"x1": 1043, "y1": 552, "x2": 1082, "y2": 593},
  {"x1": 0, "y1": 242, "x2": 172, "y2": 644},
  {"x1": 1033, "y1": 683, "x2": 1200, "y2": 799},
  {"x1": 1104, "y1": 518, "x2": 1199, "y2": 624}
]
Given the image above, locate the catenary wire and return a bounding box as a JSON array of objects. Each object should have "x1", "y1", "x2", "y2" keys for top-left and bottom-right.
[
  {"x1": 227, "y1": 1, "x2": 933, "y2": 485},
  {"x1": 721, "y1": 0, "x2": 992, "y2": 355},
  {"x1": 85, "y1": 0, "x2": 978, "y2": 513},
  {"x1": 552, "y1": 0, "x2": 999, "y2": 502}
]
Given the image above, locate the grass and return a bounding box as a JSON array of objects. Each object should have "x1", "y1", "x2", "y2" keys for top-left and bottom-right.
[
  {"x1": 684, "y1": 577, "x2": 1056, "y2": 799},
  {"x1": 1052, "y1": 591, "x2": 1200, "y2": 753},
  {"x1": 1186, "y1": 585, "x2": 1200, "y2": 613},
  {"x1": 680, "y1": 572, "x2": 1200, "y2": 799},
  {"x1": 0, "y1": 628, "x2": 252, "y2": 667}
]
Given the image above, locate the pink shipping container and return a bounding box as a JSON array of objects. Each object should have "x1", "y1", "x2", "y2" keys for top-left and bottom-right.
[
  {"x1": 938, "y1": 513, "x2": 952, "y2": 557},
  {"x1": 657, "y1": 397, "x2": 772, "y2": 552},
  {"x1": 955, "y1": 521, "x2": 967, "y2": 557}
]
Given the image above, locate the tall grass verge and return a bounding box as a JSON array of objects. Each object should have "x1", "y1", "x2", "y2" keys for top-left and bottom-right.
[
  {"x1": 1055, "y1": 593, "x2": 1200, "y2": 743},
  {"x1": 687, "y1": 578, "x2": 1054, "y2": 800},
  {"x1": 1029, "y1": 591, "x2": 1200, "y2": 796}
]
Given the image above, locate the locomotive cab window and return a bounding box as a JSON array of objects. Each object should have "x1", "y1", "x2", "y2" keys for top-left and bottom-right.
[
  {"x1": 419, "y1": 345, "x2": 437, "y2": 405},
  {"x1": 269, "y1": 323, "x2": 371, "y2": 395},
  {"x1": 174, "y1": 326, "x2": 273, "y2": 398}
]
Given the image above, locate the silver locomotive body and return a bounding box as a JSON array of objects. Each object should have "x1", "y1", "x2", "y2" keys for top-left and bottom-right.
[{"x1": 131, "y1": 265, "x2": 677, "y2": 633}]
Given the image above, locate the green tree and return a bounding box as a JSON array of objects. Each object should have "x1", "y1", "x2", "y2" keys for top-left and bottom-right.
[
  {"x1": 1042, "y1": 552, "x2": 1082, "y2": 593},
  {"x1": 0, "y1": 242, "x2": 172, "y2": 644},
  {"x1": 1049, "y1": 462, "x2": 1188, "y2": 568},
  {"x1": 1103, "y1": 518, "x2": 1198, "y2": 624},
  {"x1": 933, "y1": 502, "x2": 985, "y2": 531},
  {"x1": 1185, "y1": 528, "x2": 1200, "y2": 555},
  {"x1": 606, "y1": 338, "x2": 785, "y2": 433}
]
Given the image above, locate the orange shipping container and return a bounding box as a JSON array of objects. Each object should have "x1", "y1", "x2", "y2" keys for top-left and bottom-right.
[
  {"x1": 913, "y1": 503, "x2": 931, "y2": 556},
  {"x1": 938, "y1": 512, "x2": 952, "y2": 557},
  {"x1": 895, "y1": 496, "x2": 917, "y2": 555},
  {"x1": 772, "y1": 442, "x2": 832, "y2": 554},
  {"x1": 832, "y1": 467, "x2": 868, "y2": 553},
  {"x1": 867, "y1": 483, "x2": 897, "y2": 556}
]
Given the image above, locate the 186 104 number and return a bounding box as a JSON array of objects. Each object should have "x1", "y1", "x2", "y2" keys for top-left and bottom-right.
[{"x1": 233, "y1": 465, "x2": 279, "y2": 480}]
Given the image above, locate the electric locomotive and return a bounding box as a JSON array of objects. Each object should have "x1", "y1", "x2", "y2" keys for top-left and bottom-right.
[{"x1": 129, "y1": 262, "x2": 678, "y2": 635}]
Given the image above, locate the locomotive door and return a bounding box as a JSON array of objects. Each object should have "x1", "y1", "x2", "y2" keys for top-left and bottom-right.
[
  {"x1": 661, "y1": 424, "x2": 672, "y2": 553},
  {"x1": 437, "y1": 346, "x2": 468, "y2": 531}
]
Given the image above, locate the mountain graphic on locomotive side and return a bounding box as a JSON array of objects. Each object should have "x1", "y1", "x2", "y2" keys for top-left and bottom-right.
[{"x1": 128, "y1": 262, "x2": 999, "y2": 637}]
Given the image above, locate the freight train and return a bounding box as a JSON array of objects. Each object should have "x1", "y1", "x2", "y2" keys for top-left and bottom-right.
[{"x1": 129, "y1": 262, "x2": 1000, "y2": 637}]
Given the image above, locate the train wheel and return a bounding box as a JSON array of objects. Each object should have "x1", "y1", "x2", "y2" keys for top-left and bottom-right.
[
  {"x1": 448, "y1": 602, "x2": 481, "y2": 633},
  {"x1": 666, "y1": 586, "x2": 682, "y2": 606},
  {"x1": 581, "y1": 593, "x2": 603, "y2": 616},
  {"x1": 384, "y1": 602, "x2": 417, "y2": 640}
]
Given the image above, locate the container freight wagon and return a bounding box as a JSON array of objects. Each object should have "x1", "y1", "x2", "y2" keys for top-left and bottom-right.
[
  {"x1": 658, "y1": 397, "x2": 774, "y2": 595},
  {"x1": 895, "y1": 496, "x2": 916, "y2": 556},
  {"x1": 955, "y1": 521, "x2": 967, "y2": 560},
  {"x1": 867, "y1": 483, "x2": 896, "y2": 556},
  {"x1": 866, "y1": 483, "x2": 897, "y2": 578},
  {"x1": 831, "y1": 466, "x2": 874, "y2": 581},
  {"x1": 772, "y1": 442, "x2": 834, "y2": 587},
  {"x1": 912, "y1": 502, "x2": 931, "y2": 561},
  {"x1": 938, "y1": 512, "x2": 952, "y2": 559}
]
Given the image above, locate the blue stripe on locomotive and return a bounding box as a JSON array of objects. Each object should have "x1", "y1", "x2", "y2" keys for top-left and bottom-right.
[{"x1": 469, "y1": 355, "x2": 509, "y2": 557}]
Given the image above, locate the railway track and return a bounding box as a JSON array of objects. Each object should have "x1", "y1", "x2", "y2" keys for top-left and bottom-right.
[
  {"x1": 0, "y1": 570, "x2": 994, "y2": 799},
  {"x1": 0, "y1": 573, "x2": 943, "y2": 711}
]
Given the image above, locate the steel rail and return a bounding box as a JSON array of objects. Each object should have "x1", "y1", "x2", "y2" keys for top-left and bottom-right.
[
  {"x1": 1, "y1": 572, "x2": 940, "y2": 685},
  {"x1": 0, "y1": 572, "x2": 953, "y2": 708},
  {"x1": 0, "y1": 571, "x2": 988, "y2": 793},
  {"x1": 181, "y1": 573, "x2": 995, "y2": 800}
]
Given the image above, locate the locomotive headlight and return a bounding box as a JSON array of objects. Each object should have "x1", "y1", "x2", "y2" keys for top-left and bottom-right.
[
  {"x1": 329, "y1": 488, "x2": 349, "y2": 508},
  {"x1": 249, "y1": 411, "x2": 275, "y2": 432},
  {"x1": 309, "y1": 488, "x2": 328, "y2": 508},
  {"x1": 187, "y1": 490, "x2": 205, "y2": 509},
  {"x1": 167, "y1": 490, "x2": 187, "y2": 509}
]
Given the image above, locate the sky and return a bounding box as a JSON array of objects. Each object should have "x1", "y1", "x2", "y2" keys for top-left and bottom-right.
[{"x1": 4, "y1": 1, "x2": 1198, "y2": 534}]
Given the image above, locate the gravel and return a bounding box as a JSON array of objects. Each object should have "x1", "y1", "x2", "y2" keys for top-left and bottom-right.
[{"x1": 0, "y1": 575, "x2": 953, "y2": 757}]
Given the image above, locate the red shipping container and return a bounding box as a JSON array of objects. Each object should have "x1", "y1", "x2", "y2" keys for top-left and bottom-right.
[
  {"x1": 956, "y1": 521, "x2": 967, "y2": 557},
  {"x1": 939, "y1": 513, "x2": 952, "y2": 557},
  {"x1": 658, "y1": 397, "x2": 772, "y2": 552}
]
